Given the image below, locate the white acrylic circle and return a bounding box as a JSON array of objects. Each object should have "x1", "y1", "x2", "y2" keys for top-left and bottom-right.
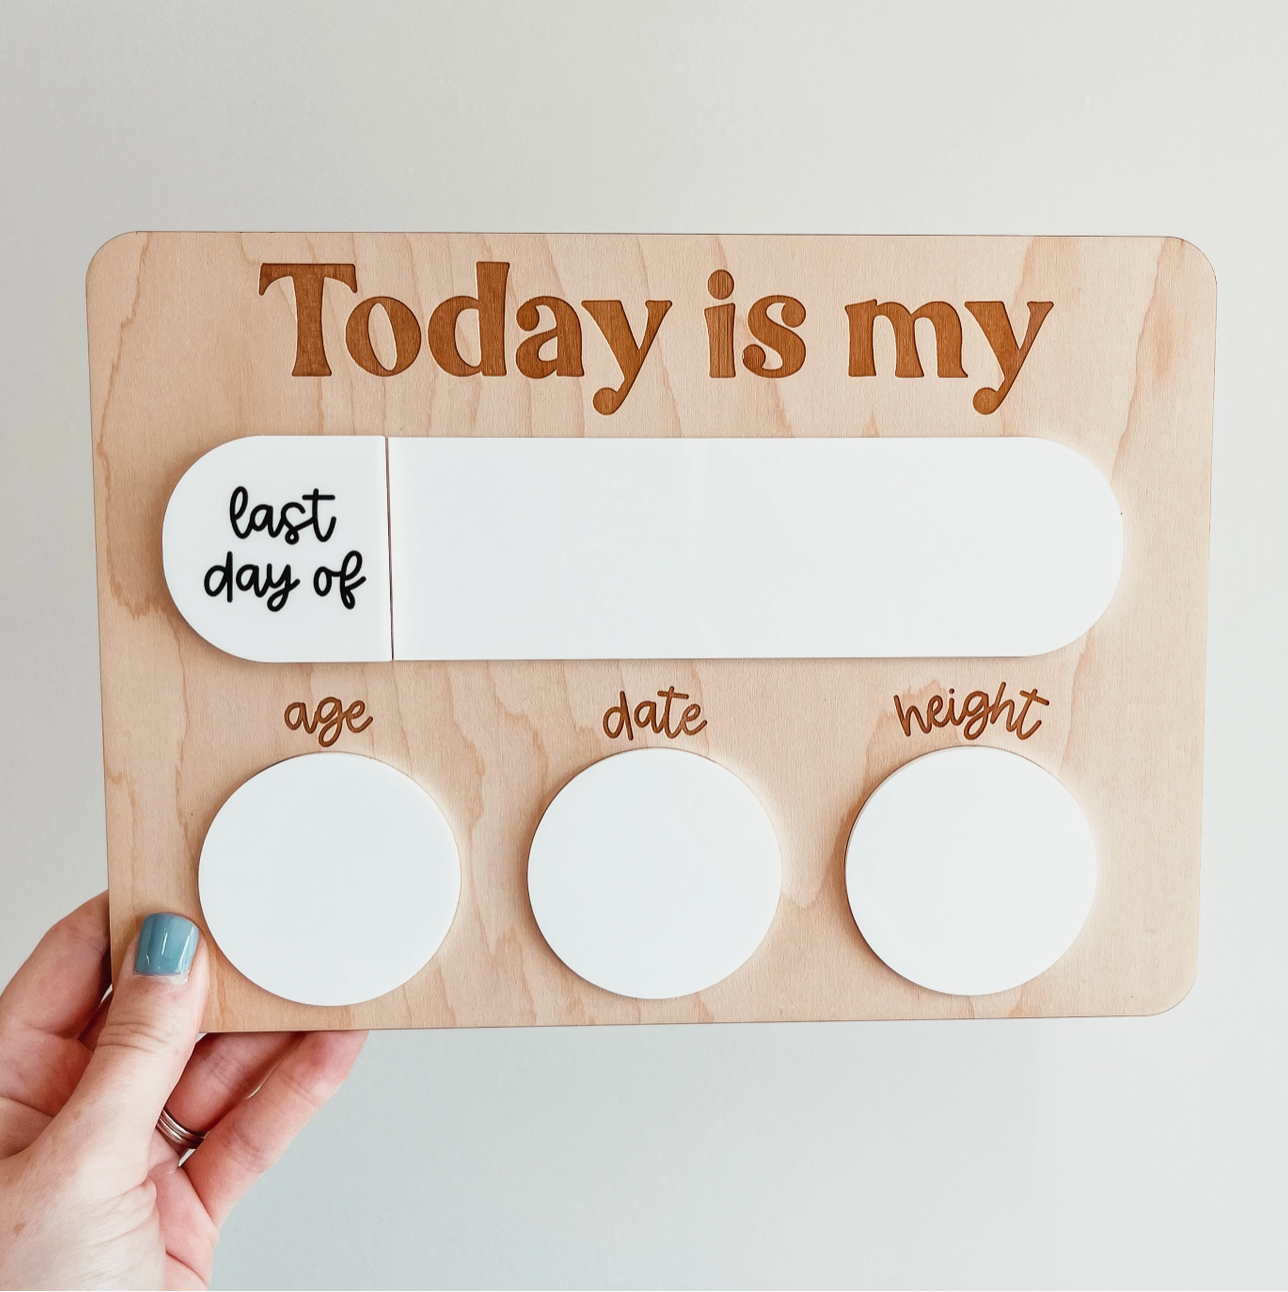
[
  {"x1": 199, "y1": 753, "x2": 460, "y2": 1007},
  {"x1": 845, "y1": 747, "x2": 1096, "y2": 996},
  {"x1": 528, "y1": 749, "x2": 782, "y2": 1000}
]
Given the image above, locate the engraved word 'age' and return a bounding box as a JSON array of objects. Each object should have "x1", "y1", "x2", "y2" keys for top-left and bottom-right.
[{"x1": 284, "y1": 697, "x2": 374, "y2": 747}]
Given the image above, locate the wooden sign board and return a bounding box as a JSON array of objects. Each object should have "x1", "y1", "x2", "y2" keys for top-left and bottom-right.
[{"x1": 87, "y1": 233, "x2": 1215, "y2": 1030}]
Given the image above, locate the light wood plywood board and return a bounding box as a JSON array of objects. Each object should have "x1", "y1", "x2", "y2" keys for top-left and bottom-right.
[{"x1": 87, "y1": 233, "x2": 1216, "y2": 1030}]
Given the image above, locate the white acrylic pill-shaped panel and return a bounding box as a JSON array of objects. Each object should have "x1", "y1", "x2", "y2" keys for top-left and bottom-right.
[
  {"x1": 389, "y1": 436, "x2": 1122, "y2": 660},
  {"x1": 198, "y1": 753, "x2": 460, "y2": 1007},
  {"x1": 163, "y1": 434, "x2": 1123, "y2": 662},
  {"x1": 528, "y1": 749, "x2": 782, "y2": 1000},
  {"x1": 162, "y1": 435, "x2": 392, "y2": 662},
  {"x1": 845, "y1": 747, "x2": 1097, "y2": 996}
]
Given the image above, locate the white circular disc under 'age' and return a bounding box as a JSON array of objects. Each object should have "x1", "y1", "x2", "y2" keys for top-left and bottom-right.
[
  {"x1": 845, "y1": 747, "x2": 1096, "y2": 996},
  {"x1": 199, "y1": 753, "x2": 460, "y2": 1007},
  {"x1": 528, "y1": 749, "x2": 782, "y2": 1000}
]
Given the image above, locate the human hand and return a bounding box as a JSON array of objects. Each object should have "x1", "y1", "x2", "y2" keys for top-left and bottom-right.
[{"x1": 0, "y1": 895, "x2": 366, "y2": 1289}]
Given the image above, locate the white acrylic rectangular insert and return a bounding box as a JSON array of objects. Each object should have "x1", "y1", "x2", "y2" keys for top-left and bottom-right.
[{"x1": 387, "y1": 436, "x2": 1121, "y2": 660}]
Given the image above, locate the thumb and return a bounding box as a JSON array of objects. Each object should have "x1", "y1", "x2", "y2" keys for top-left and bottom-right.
[{"x1": 52, "y1": 912, "x2": 209, "y2": 1175}]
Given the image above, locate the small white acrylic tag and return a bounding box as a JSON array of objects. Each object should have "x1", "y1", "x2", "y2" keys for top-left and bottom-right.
[{"x1": 162, "y1": 435, "x2": 392, "y2": 662}]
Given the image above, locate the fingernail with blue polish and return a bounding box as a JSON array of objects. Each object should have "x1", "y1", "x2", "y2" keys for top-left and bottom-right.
[{"x1": 135, "y1": 913, "x2": 199, "y2": 976}]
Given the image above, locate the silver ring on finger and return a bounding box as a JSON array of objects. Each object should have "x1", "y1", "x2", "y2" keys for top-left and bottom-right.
[{"x1": 156, "y1": 1106, "x2": 206, "y2": 1154}]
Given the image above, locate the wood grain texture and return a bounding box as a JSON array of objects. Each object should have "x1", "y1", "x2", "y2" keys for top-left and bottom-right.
[{"x1": 86, "y1": 233, "x2": 1216, "y2": 1030}]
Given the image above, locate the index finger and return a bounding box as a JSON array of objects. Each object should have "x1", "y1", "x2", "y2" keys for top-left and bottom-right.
[
  {"x1": 0, "y1": 893, "x2": 110, "y2": 1041},
  {"x1": 184, "y1": 1029, "x2": 366, "y2": 1227},
  {"x1": 0, "y1": 893, "x2": 112, "y2": 1152}
]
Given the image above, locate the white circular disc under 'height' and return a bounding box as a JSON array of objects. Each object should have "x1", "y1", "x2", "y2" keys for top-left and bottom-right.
[
  {"x1": 528, "y1": 749, "x2": 782, "y2": 1000},
  {"x1": 199, "y1": 753, "x2": 460, "y2": 1007},
  {"x1": 845, "y1": 747, "x2": 1096, "y2": 997}
]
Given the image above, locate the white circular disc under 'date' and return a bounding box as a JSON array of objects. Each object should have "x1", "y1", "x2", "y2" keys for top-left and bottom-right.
[
  {"x1": 199, "y1": 753, "x2": 460, "y2": 1007},
  {"x1": 845, "y1": 747, "x2": 1096, "y2": 996},
  {"x1": 528, "y1": 749, "x2": 782, "y2": 1000}
]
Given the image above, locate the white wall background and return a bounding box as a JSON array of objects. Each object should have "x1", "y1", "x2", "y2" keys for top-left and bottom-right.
[{"x1": 1, "y1": 3, "x2": 1284, "y2": 1286}]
